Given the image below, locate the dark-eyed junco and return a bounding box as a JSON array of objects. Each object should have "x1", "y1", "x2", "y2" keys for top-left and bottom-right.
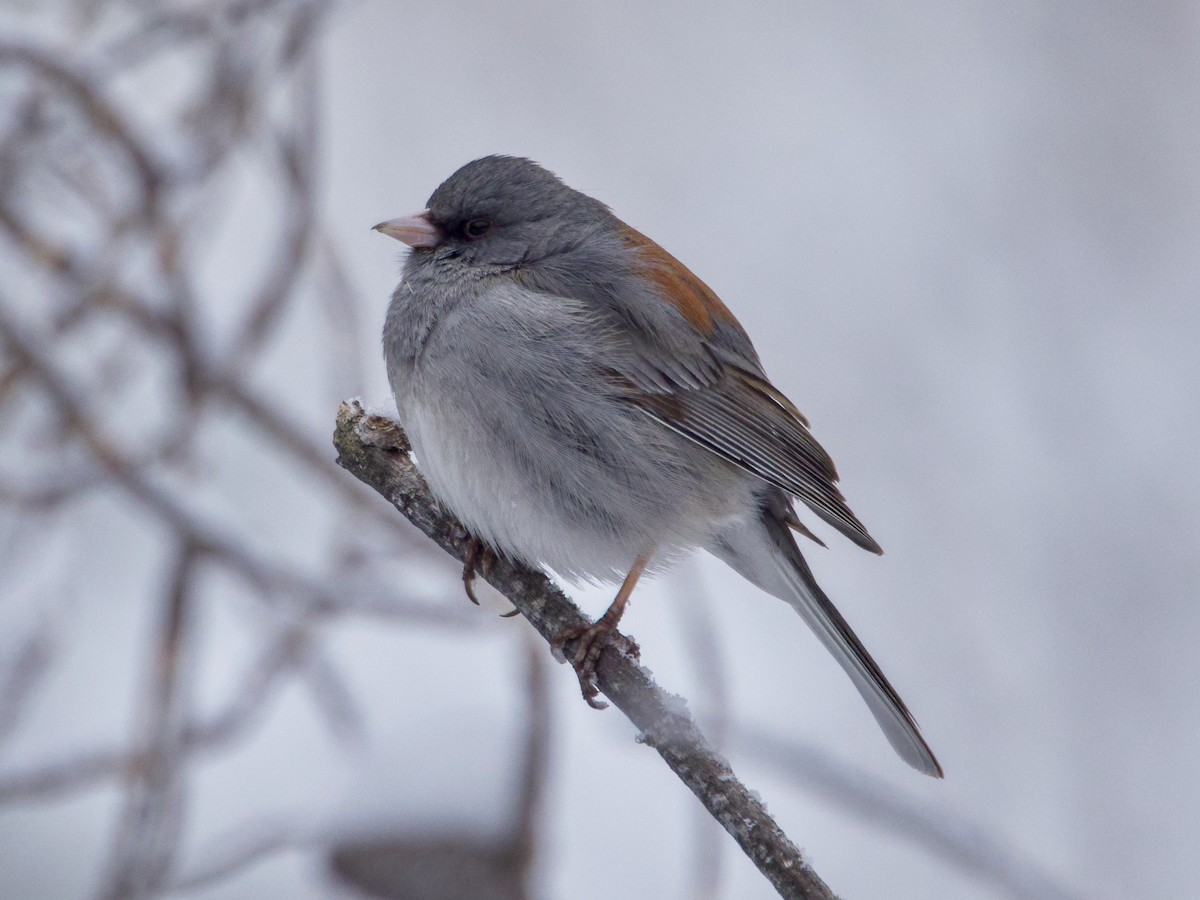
[{"x1": 375, "y1": 156, "x2": 941, "y2": 777}]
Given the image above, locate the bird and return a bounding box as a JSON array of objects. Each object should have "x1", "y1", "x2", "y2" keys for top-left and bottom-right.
[{"x1": 374, "y1": 155, "x2": 942, "y2": 777}]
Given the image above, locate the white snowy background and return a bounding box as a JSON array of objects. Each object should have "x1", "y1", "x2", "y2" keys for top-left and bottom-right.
[{"x1": 2, "y1": 2, "x2": 1198, "y2": 898}]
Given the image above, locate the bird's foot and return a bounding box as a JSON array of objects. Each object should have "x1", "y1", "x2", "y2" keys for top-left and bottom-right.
[{"x1": 553, "y1": 620, "x2": 640, "y2": 710}]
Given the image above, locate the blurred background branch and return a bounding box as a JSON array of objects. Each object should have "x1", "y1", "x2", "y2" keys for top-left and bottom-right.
[{"x1": 0, "y1": 3, "x2": 507, "y2": 897}]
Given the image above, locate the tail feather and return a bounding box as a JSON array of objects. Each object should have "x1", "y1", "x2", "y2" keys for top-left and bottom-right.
[{"x1": 710, "y1": 499, "x2": 943, "y2": 778}]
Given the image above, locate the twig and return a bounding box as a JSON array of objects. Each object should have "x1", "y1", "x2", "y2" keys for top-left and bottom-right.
[
  {"x1": 169, "y1": 816, "x2": 314, "y2": 893},
  {"x1": 95, "y1": 539, "x2": 199, "y2": 900},
  {"x1": 0, "y1": 615, "x2": 309, "y2": 807},
  {"x1": 0, "y1": 13, "x2": 469, "y2": 899},
  {"x1": 332, "y1": 401, "x2": 837, "y2": 900},
  {"x1": 0, "y1": 300, "x2": 453, "y2": 625},
  {"x1": 0, "y1": 581, "x2": 472, "y2": 807},
  {"x1": 0, "y1": 612, "x2": 59, "y2": 745},
  {"x1": 0, "y1": 40, "x2": 163, "y2": 216},
  {"x1": 170, "y1": 616, "x2": 552, "y2": 895}
]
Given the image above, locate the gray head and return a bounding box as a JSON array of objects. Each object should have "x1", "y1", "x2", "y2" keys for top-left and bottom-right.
[{"x1": 376, "y1": 156, "x2": 616, "y2": 270}]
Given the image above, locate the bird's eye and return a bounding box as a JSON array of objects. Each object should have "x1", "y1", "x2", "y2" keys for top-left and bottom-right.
[{"x1": 463, "y1": 218, "x2": 492, "y2": 239}]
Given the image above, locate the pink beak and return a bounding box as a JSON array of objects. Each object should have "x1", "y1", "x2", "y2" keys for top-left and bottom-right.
[{"x1": 373, "y1": 210, "x2": 442, "y2": 248}]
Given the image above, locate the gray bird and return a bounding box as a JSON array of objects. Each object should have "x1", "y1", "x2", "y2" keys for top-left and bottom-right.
[{"x1": 376, "y1": 155, "x2": 942, "y2": 777}]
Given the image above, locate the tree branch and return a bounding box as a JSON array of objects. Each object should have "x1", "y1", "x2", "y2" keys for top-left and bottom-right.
[{"x1": 332, "y1": 400, "x2": 837, "y2": 900}]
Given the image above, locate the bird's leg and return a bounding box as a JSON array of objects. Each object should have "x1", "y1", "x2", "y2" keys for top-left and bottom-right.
[
  {"x1": 555, "y1": 550, "x2": 653, "y2": 709},
  {"x1": 462, "y1": 536, "x2": 497, "y2": 606}
]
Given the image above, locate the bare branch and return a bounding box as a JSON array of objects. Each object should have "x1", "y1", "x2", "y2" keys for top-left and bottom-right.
[
  {"x1": 0, "y1": 612, "x2": 59, "y2": 745},
  {"x1": 0, "y1": 614, "x2": 309, "y2": 807},
  {"x1": 95, "y1": 539, "x2": 199, "y2": 900},
  {"x1": 0, "y1": 11, "x2": 487, "y2": 898},
  {"x1": 0, "y1": 301, "x2": 453, "y2": 625},
  {"x1": 0, "y1": 581, "x2": 473, "y2": 808},
  {"x1": 0, "y1": 40, "x2": 163, "y2": 216},
  {"x1": 332, "y1": 401, "x2": 838, "y2": 900},
  {"x1": 169, "y1": 816, "x2": 314, "y2": 894}
]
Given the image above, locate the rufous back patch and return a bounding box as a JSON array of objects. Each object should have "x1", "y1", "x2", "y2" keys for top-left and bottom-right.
[{"x1": 620, "y1": 225, "x2": 738, "y2": 334}]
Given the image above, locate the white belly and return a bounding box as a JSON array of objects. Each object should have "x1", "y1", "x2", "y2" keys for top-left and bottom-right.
[{"x1": 402, "y1": 394, "x2": 644, "y2": 582}]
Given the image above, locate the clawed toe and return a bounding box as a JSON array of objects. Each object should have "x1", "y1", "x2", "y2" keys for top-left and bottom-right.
[
  {"x1": 461, "y1": 538, "x2": 523, "y2": 617},
  {"x1": 553, "y1": 622, "x2": 640, "y2": 710},
  {"x1": 461, "y1": 536, "x2": 497, "y2": 606}
]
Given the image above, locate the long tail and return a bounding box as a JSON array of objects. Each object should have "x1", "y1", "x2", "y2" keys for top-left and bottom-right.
[{"x1": 709, "y1": 497, "x2": 943, "y2": 777}]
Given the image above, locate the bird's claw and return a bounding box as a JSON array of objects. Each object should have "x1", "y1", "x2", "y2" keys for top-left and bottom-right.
[
  {"x1": 461, "y1": 536, "x2": 496, "y2": 606},
  {"x1": 462, "y1": 537, "x2": 522, "y2": 617},
  {"x1": 553, "y1": 621, "x2": 640, "y2": 710}
]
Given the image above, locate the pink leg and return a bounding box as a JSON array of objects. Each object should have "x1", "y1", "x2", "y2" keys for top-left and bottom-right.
[{"x1": 556, "y1": 549, "x2": 654, "y2": 709}]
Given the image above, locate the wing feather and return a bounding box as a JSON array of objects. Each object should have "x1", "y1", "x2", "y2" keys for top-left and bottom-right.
[{"x1": 625, "y1": 364, "x2": 882, "y2": 555}]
